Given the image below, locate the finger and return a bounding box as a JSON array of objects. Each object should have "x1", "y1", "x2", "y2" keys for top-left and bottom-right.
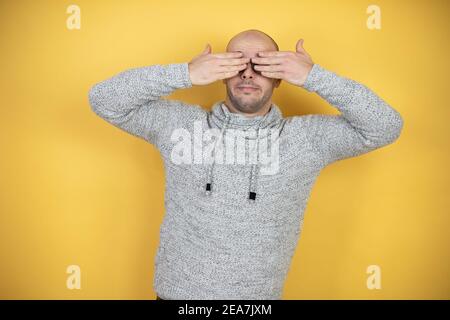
[
  {"x1": 218, "y1": 57, "x2": 251, "y2": 66},
  {"x1": 212, "y1": 52, "x2": 244, "y2": 59},
  {"x1": 253, "y1": 64, "x2": 284, "y2": 72},
  {"x1": 251, "y1": 57, "x2": 284, "y2": 65},
  {"x1": 297, "y1": 39, "x2": 305, "y2": 51},
  {"x1": 257, "y1": 51, "x2": 290, "y2": 57},
  {"x1": 260, "y1": 71, "x2": 284, "y2": 79},
  {"x1": 202, "y1": 43, "x2": 211, "y2": 55},
  {"x1": 217, "y1": 70, "x2": 241, "y2": 80},
  {"x1": 216, "y1": 64, "x2": 248, "y2": 73}
]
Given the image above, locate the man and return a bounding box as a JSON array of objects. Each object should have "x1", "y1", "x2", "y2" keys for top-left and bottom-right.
[{"x1": 88, "y1": 29, "x2": 403, "y2": 300}]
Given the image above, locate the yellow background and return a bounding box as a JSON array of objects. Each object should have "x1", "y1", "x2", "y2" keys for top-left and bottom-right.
[{"x1": 0, "y1": 0, "x2": 448, "y2": 299}]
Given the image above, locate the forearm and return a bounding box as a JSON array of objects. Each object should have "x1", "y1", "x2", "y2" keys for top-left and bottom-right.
[
  {"x1": 87, "y1": 62, "x2": 197, "y2": 144},
  {"x1": 302, "y1": 63, "x2": 404, "y2": 147},
  {"x1": 88, "y1": 62, "x2": 192, "y2": 120}
]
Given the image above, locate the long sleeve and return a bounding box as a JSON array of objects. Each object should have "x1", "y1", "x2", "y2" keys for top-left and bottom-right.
[
  {"x1": 298, "y1": 63, "x2": 404, "y2": 166},
  {"x1": 88, "y1": 62, "x2": 204, "y2": 148}
]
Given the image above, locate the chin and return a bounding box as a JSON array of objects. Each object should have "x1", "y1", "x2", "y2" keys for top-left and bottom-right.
[{"x1": 236, "y1": 103, "x2": 262, "y2": 114}]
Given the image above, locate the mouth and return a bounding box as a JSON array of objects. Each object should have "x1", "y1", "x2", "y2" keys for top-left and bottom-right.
[{"x1": 237, "y1": 86, "x2": 259, "y2": 92}]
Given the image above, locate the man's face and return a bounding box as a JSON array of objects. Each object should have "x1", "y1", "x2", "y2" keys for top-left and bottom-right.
[{"x1": 223, "y1": 42, "x2": 281, "y2": 114}]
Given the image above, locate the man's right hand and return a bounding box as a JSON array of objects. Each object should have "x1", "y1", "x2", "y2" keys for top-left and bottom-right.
[{"x1": 188, "y1": 44, "x2": 250, "y2": 86}]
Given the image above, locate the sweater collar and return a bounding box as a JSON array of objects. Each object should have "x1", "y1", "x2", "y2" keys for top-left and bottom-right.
[
  {"x1": 204, "y1": 101, "x2": 283, "y2": 202},
  {"x1": 208, "y1": 101, "x2": 283, "y2": 134}
]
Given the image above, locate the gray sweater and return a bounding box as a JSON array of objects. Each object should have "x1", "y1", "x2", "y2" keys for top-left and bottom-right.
[{"x1": 88, "y1": 62, "x2": 403, "y2": 300}]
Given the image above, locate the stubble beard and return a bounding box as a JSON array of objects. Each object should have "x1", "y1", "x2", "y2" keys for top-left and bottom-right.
[{"x1": 226, "y1": 85, "x2": 272, "y2": 115}]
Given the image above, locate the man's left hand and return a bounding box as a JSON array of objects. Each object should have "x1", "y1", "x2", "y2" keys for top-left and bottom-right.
[{"x1": 251, "y1": 39, "x2": 314, "y2": 87}]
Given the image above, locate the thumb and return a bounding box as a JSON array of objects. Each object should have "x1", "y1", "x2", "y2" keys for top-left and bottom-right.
[
  {"x1": 296, "y1": 39, "x2": 305, "y2": 53},
  {"x1": 201, "y1": 43, "x2": 211, "y2": 55}
]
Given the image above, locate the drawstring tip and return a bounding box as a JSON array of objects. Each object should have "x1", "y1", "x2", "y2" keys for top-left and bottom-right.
[{"x1": 206, "y1": 184, "x2": 256, "y2": 200}]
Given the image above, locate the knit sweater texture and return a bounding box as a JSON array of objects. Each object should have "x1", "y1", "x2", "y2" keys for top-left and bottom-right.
[{"x1": 88, "y1": 62, "x2": 403, "y2": 299}]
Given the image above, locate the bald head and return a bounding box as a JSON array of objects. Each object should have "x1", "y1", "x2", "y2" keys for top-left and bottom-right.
[{"x1": 226, "y1": 29, "x2": 279, "y2": 52}]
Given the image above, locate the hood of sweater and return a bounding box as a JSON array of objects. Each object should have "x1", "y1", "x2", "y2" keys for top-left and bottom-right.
[{"x1": 205, "y1": 101, "x2": 284, "y2": 201}]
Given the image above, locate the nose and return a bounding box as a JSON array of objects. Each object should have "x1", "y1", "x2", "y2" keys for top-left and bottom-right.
[{"x1": 239, "y1": 61, "x2": 260, "y2": 78}]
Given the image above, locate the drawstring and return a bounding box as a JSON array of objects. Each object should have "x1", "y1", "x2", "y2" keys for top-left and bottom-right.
[
  {"x1": 247, "y1": 110, "x2": 271, "y2": 201},
  {"x1": 205, "y1": 107, "x2": 271, "y2": 202},
  {"x1": 205, "y1": 116, "x2": 231, "y2": 195},
  {"x1": 248, "y1": 126, "x2": 261, "y2": 201}
]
